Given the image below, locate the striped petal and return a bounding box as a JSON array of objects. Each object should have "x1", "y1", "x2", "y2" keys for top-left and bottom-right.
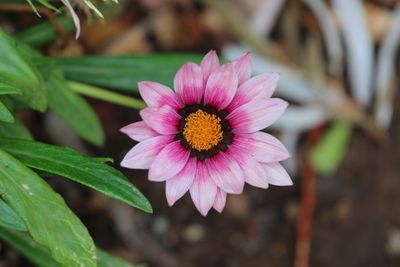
[
  {"x1": 204, "y1": 63, "x2": 238, "y2": 110},
  {"x1": 234, "y1": 132, "x2": 290, "y2": 163},
  {"x1": 149, "y1": 141, "x2": 190, "y2": 181},
  {"x1": 227, "y1": 72, "x2": 279, "y2": 111},
  {"x1": 262, "y1": 162, "x2": 293, "y2": 186},
  {"x1": 174, "y1": 62, "x2": 204, "y2": 105},
  {"x1": 232, "y1": 52, "x2": 252, "y2": 85},
  {"x1": 213, "y1": 188, "x2": 227, "y2": 213},
  {"x1": 121, "y1": 135, "x2": 173, "y2": 169},
  {"x1": 227, "y1": 98, "x2": 288, "y2": 134},
  {"x1": 206, "y1": 152, "x2": 244, "y2": 194},
  {"x1": 138, "y1": 81, "x2": 182, "y2": 110},
  {"x1": 190, "y1": 161, "x2": 218, "y2": 216},
  {"x1": 165, "y1": 157, "x2": 197, "y2": 206},
  {"x1": 140, "y1": 105, "x2": 180, "y2": 135},
  {"x1": 120, "y1": 121, "x2": 159, "y2": 142},
  {"x1": 200, "y1": 50, "x2": 220, "y2": 86}
]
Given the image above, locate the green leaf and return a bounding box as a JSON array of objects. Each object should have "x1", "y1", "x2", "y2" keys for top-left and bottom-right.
[
  {"x1": 15, "y1": 16, "x2": 75, "y2": 47},
  {"x1": 25, "y1": 0, "x2": 41, "y2": 17},
  {"x1": 92, "y1": 157, "x2": 114, "y2": 163},
  {"x1": 55, "y1": 54, "x2": 204, "y2": 92},
  {"x1": 0, "y1": 101, "x2": 14, "y2": 122},
  {"x1": 0, "y1": 82, "x2": 21, "y2": 95},
  {"x1": 46, "y1": 70, "x2": 104, "y2": 146},
  {"x1": 0, "y1": 149, "x2": 96, "y2": 267},
  {"x1": 34, "y1": 0, "x2": 60, "y2": 13},
  {"x1": 0, "y1": 227, "x2": 142, "y2": 267},
  {"x1": 0, "y1": 118, "x2": 33, "y2": 140},
  {"x1": 0, "y1": 227, "x2": 61, "y2": 267},
  {"x1": 97, "y1": 250, "x2": 143, "y2": 267},
  {"x1": 0, "y1": 28, "x2": 47, "y2": 111},
  {"x1": 0, "y1": 199, "x2": 27, "y2": 231},
  {"x1": 0, "y1": 138, "x2": 152, "y2": 213},
  {"x1": 309, "y1": 120, "x2": 353, "y2": 174}
]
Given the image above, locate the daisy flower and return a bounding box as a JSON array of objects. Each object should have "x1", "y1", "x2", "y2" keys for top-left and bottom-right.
[{"x1": 121, "y1": 51, "x2": 292, "y2": 216}]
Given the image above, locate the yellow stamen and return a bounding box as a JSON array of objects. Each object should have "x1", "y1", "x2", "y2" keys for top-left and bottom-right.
[{"x1": 183, "y1": 109, "x2": 223, "y2": 151}]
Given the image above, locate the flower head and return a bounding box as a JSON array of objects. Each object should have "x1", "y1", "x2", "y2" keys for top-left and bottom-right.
[{"x1": 121, "y1": 50, "x2": 292, "y2": 216}]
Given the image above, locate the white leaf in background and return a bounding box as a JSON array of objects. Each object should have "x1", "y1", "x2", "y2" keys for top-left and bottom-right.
[
  {"x1": 374, "y1": 5, "x2": 400, "y2": 129},
  {"x1": 250, "y1": 0, "x2": 287, "y2": 37},
  {"x1": 223, "y1": 44, "x2": 317, "y2": 104},
  {"x1": 60, "y1": 0, "x2": 81, "y2": 39},
  {"x1": 302, "y1": 0, "x2": 343, "y2": 75},
  {"x1": 270, "y1": 106, "x2": 329, "y2": 132},
  {"x1": 332, "y1": 0, "x2": 374, "y2": 107}
]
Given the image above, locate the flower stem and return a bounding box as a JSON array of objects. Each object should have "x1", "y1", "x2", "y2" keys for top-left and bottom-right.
[{"x1": 67, "y1": 81, "x2": 146, "y2": 110}]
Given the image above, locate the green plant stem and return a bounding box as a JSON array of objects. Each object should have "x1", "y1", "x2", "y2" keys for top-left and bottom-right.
[{"x1": 67, "y1": 81, "x2": 146, "y2": 110}]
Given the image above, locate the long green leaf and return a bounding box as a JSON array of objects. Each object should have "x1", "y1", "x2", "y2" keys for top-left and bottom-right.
[
  {"x1": 0, "y1": 101, "x2": 14, "y2": 122},
  {"x1": 0, "y1": 227, "x2": 61, "y2": 267},
  {"x1": 0, "y1": 82, "x2": 21, "y2": 95},
  {"x1": 0, "y1": 199, "x2": 27, "y2": 231},
  {"x1": 15, "y1": 16, "x2": 75, "y2": 47},
  {"x1": 0, "y1": 227, "x2": 142, "y2": 267},
  {"x1": 0, "y1": 138, "x2": 152, "y2": 213},
  {"x1": 0, "y1": 118, "x2": 33, "y2": 140},
  {"x1": 0, "y1": 149, "x2": 96, "y2": 267},
  {"x1": 46, "y1": 70, "x2": 104, "y2": 146},
  {"x1": 98, "y1": 250, "x2": 144, "y2": 267},
  {"x1": 55, "y1": 54, "x2": 203, "y2": 92},
  {"x1": 0, "y1": 28, "x2": 47, "y2": 111}
]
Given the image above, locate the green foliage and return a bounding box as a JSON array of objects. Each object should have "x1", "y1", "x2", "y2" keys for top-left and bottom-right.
[
  {"x1": 46, "y1": 69, "x2": 105, "y2": 146},
  {"x1": 0, "y1": 199, "x2": 27, "y2": 231},
  {"x1": 0, "y1": 28, "x2": 47, "y2": 111},
  {"x1": 0, "y1": 138, "x2": 152, "y2": 213},
  {"x1": 0, "y1": 24, "x2": 167, "y2": 267},
  {"x1": 56, "y1": 54, "x2": 204, "y2": 92},
  {"x1": 0, "y1": 227, "x2": 62, "y2": 267},
  {"x1": 15, "y1": 15, "x2": 75, "y2": 46},
  {"x1": 0, "y1": 101, "x2": 14, "y2": 122},
  {"x1": 0, "y1": 227, "x2": 142, "y2": 267},
  {"x1": 0, "y1": 149, "x2": 96, "y2": 266},
  {"x1": 0, "y1": 118, "x2": 34, "y2": 140},
  {"x1": 310, "y1": 120, "x2": 353, "y2": 174},
  {"x1": 0, "y1": 83, "x2": 21, "y2": 95}
]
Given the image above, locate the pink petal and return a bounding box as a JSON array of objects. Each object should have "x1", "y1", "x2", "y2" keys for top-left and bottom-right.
[
  {"x1": 165, "y1": 157, "x2": 197, "y2": 206},
  {"x1": 190, "y1": 161, "x2": 218, "y2": 216},
  {"x1": 120, "y1": 121, "x2": 159, "y2": 142},
  {"x1": 174, "y1": 62, "x2": 204, "y2": 105},
  {"x1": 234, "y1": 132, "x2": 290, "y2": 163},
  {"x1": 138, "y1": 81, "x2": 182, "y2": 110},
  {"x1": 232, "y1": 52, "x2": 252, "y2": 85},
  {"x1": 227, "y1": 144, "x2": 269, "y2": 189},
  {"x1": 227, "y1": 73, "x2": 279, "y2": 111},
  {"x1": 200, "y1": 50, "x2": 220, "y2": 86},
  {"x1": 204, "y1": 63, "x2": 238, "y2": 110},
  {"x1": 213, "y1": 188, "x2": 227, "y2": 213},
  {"x1": 149, "y1": 141, "x2": 190, "y2": 181},
  {"x1": 121, "y1": 135, "x2": 173, "y2": 169},
  {"x1": 262, "y1": 162, "x2": 293, "y2": 186},
  {"x1": 226, "y1": 98, "x2": 288, "y2": 134},
  {"x1": 140, "y1": 105, "x2": 180, "y2": 135},
  {"x1": 206, "y1": 152, "x2": 244, "y2": 194}
]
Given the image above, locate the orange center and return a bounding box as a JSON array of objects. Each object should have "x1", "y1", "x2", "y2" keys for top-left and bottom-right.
[{"x1": 183, "y1": 110, "x2": 223, "y2": 151}]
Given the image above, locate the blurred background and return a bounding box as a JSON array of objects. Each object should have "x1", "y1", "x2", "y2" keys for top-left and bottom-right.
[{"x1": 1, "y1": 0, "x2": 400, "y2": 266}]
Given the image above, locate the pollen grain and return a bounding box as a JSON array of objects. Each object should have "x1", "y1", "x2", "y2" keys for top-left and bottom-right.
[{"x1": 183, "y1": 109, "x2": 223, "y2": 151}]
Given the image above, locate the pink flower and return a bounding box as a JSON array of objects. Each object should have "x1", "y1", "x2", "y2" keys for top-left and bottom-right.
[{"x1": 121, "y1": 51, "x2": 292, "y2": 216}]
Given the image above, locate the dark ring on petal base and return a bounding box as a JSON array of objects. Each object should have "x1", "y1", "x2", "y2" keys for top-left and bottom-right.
[{"x1": 175, "y1": 100, "x2": 234, "y2": 161}]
